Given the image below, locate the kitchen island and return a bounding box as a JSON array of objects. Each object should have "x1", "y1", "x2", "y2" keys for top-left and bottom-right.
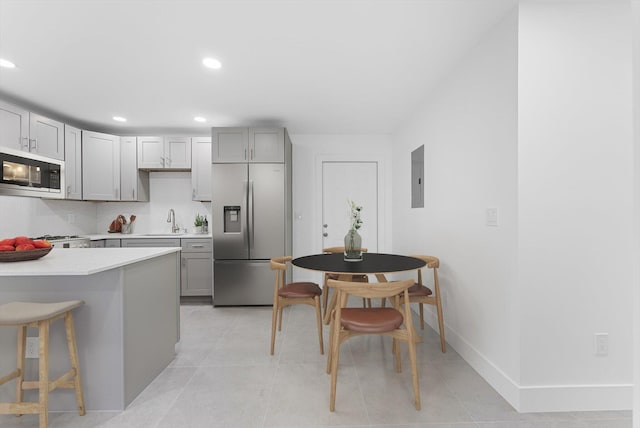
[{"x1": 0, "y1": 247, "x2": 181, "y2": 411}]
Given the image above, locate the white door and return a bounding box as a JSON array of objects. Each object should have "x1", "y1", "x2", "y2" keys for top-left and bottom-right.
[{"x1": 321, "y1": 161, "x2": 378, "y2": 251}]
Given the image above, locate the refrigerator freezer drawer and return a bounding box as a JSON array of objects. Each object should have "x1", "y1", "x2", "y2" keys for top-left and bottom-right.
[{"x1": 213, "y1": 260, "x2": 273, "y2": 306}]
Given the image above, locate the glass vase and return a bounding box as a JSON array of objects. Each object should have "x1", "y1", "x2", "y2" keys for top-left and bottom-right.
[{"x1": 344, "y1": 229, "x2": 363, "y2": 262}]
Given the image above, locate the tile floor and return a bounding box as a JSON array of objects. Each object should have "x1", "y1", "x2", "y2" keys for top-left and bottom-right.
[{"x1": 0, "y1": 303, "x2": 632, "y2": 428}]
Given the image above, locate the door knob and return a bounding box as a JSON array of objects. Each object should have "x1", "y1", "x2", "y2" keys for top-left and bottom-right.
[{"x1": 323, "y1": 232, "x2": 328, "y2": 237}]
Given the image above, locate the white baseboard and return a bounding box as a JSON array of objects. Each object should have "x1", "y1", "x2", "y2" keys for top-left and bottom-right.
[{"x1": 418, "y1": 306, "x2": 633, "y2": 413}]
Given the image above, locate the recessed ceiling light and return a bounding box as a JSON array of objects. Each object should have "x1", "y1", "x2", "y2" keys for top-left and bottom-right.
[
  {"x1": 0, "y1": 58, "x2": 16, "y2": 68},
  {"x1": 202, "y1": 57, "x2": 222, "y2": 70},
  {"x1": 194, "y1": 116, "x2": 207, "y2": 123},
  {"x1": 113, "y1": 116, "x2": 127, "y2": 122}
]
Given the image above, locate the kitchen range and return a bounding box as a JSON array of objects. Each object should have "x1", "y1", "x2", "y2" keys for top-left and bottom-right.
[{"x1": 33, "y1": 235, "x2": 90, "y2": 248}]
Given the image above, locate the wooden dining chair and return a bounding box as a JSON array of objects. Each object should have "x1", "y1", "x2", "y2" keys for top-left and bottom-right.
[
  {"x1": 269, "y1": 256, "x2": 324, "y2": 355},
  {"x1": 321, "y1": 246, "x2": 369, "y2": 324},
  {"x1": 326, "y1": 278, "x2": 420, "y2": 411},
  {"x1": 401, "y1": 255, "x2": 446, "y2": 353}
]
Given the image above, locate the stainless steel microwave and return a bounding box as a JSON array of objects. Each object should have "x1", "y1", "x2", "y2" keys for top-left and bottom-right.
[{"x1": 0, "y1": 147, "x2": 65, "y2": 199}]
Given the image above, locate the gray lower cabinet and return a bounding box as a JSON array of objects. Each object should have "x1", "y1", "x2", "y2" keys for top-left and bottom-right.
[
  {"x1": 120, "y1": 238, "x2": 212, "y2": 297},
  {"x1": 90, "y1": 240, "x2": 105, "y2": 248},
  {"x1": 106, "y1": 239, "x2": 121, "y2": 248},
  {"x1": 181, "y1": 239, "x2": 212, "y2": 297}
]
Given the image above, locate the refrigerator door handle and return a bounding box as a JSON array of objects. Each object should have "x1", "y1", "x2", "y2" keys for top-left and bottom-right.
[
  {"x1": 244, "y1": 180, "x2": 249, "y2": 248},
  {"x1": 248, "y1": 180, "x2": 255, "y2": 249}
]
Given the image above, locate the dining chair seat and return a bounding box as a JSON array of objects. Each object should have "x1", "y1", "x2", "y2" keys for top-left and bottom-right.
[
  {"x1": 278, "y1": 282, "x2": 322, "y2": 298},
  {"x1": 408, "y1": 284, "x2": 433, "y2": 297},
  {"x1": 340, "y1": 307, "x2": 403, "y2": 333}
]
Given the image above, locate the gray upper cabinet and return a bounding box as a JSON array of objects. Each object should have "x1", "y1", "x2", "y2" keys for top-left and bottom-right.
[
  {"x1": 137, "y1": 136, "x2": 191, "y2": 169},
  {"x1": 29, "y1": 113, "x2": 64, "y2": 160},
  {"x1": 0, "y1": 101, "x2": 64, "y2": 160},
  {"x1": 82, "y1": 130, "x2": 120, "y2": 201},
  {"x1": 249, "y1": 128, "x2": 285, "y2": 162},
  {"x1": 191, "y1": 137, "x2": 211, "y2": 201},
  {"x1": 64, "y1": 125, "x2": 82, "y2": 200},
  {"x1": 120, "y1": 137, "x2": 149, "y2": 201},
  {"x1": 212, "y1": 127, "x2": 284, "y2": 163},
  {"x1": 212, "y1": 128, "x2": 248, "y2": 162}
]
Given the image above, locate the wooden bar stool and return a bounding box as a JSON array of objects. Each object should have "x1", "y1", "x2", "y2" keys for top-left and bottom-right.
[{"x1": 0, "y1": 300, "x2": 86, "y2": 428}]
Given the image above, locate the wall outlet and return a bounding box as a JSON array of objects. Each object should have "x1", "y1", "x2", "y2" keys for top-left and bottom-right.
[
  {"x1": 594, "y1": 333, "x2": 608, "y2": 356},
  {"x1": 26, "y1": 337, "x2": 39, "y2": 359}
]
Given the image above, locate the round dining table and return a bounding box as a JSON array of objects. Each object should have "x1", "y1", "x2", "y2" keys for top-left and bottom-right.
[{"x1": 292, "y1": 252, "x2": 426, "y2": 324}]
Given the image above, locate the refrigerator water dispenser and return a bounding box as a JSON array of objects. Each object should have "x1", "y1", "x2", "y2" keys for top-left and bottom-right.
[{"x1": 223, "y1": 206, "x2": 241, "y2": 233}]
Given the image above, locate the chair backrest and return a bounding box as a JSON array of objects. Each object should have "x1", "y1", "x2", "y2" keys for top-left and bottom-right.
[
  {"x1": 270, "y1": 256, "x2": 292, "y2": 292},
  {"x1": 327, "y1": 278, "x2": 414, "y2": 301},
  {"x1": 410, "y1": 255, "x2": 439, "y2": 288},
  {"x1": 323, "y1": 246, "x2": 368, "y2": 254}
]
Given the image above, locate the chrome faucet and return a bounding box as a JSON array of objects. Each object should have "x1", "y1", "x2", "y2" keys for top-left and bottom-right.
[{"x1": 167, "y1": 209, "x2": 179, "y2": 233}]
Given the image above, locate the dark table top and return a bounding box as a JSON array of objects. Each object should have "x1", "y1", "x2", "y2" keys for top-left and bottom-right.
[{"x1": 292, "y1": 253, "x2": 425, "y2": 275}]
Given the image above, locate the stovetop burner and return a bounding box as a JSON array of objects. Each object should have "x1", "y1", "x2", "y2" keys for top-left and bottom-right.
[{"x1": 34, "y1": 235, "x2": 81, "y2": 241}]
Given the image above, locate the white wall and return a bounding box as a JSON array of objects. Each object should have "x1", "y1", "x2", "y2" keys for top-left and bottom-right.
[
  {"x1": 290, "y1": 134, "x2": 392, "y2": 283},
  {"x1": 633, "y1": 1, "x2": 640, "y2": 425},
  {"x1": 392, "y1": 6, "x2": 520, "y2": 406},
  {"x1": 0, "y1": 195, "x2": 97, "y2": 238},
  {"x1": 96, "y1": 172, "x2": 211, "y2": 235},
  {"x1": 518, "y1": 0, "x2": 633, "y2": 411},
  {"x1": 392, "y1": 0, "x2": 634, "y2": 413}
]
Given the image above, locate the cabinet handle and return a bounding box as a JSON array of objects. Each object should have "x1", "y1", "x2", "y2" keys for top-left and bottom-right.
[
  {"x1": 182, "y1": 257, "x2": 186, "y2": 267},
  {"x1": 192, "y1": 189, "x2": 196, "y2": 199},
  {"x1": 191, "y1": 244, "x2": 204, "y2": 248},
  {"x1": 132, "y1": 189, "x2": 135, "y2": 199},
  {"x1": 165, "y1": 156, "x2": 171, "y2": 166},
  {"x1": 250, "y1": 148, "x2": 253, "y2": 160},
  {"x1": 244, "y1": 148, "x2": 247, "y2": 160},
  {"x1": 67, "y1": 185, "x2": 71, "y2": 196},
  {"x1": 21, "y1": 137, "x2": 29, "y2": 150},
  {"x1": 115, "y1": 188, "x2": 119, "y2": 199},
  {"x1": 160, "y1": 156, "x2": 165, "y2": 166},
  {"x1": 29, "y1": 138, "x2": 36, "y2": 151}
]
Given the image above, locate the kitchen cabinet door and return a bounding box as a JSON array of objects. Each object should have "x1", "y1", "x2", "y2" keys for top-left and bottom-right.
[
  {"x1": 64, "y1": 125, "x2": 82, "y2": 200},
  {"x1": 212, "y1": 128, "x2": 248, "y2": 163},
  {"x1": 121, "y1": 238, "x2": 181, "y2": 247},
  {"x1": 0, "y1": 100, "x2": 29, "y2": 152},
  {"x1": 181, "y1": 253, "x2": 213, "y2": 296},
  {"x1": 29, "y1": 113, "x2": 64, "y2": 160},
  {"x1": 164, "y1": 136, "x2": 191, "y2": 169},
  {"x1": 82, "y1": 130, "x2": 120, "y2": 200},
  {"x1": 191, "y1": 137, "x2": 211, "y2": 201},
  {"x1": 249, "y1": 128, "x2": 284, "y2": 163},
  {"x1": 137, "y1": 136, "x2": 164, "y2": 169},
  {"x1": 120, "y1": 137, "x2": 149, "y2": 201}
]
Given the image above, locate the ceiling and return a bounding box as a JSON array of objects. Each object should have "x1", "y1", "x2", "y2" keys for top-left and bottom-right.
[{"x1": 0, "y1": 0, "x2": 518, "y2": 135}]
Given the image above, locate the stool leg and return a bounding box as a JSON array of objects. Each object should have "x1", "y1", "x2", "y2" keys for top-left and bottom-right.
[
  {"x1": 15, "y1": 325, "x2": 26, "y2": 414},
  {"x1": 38, "y1": 320, "x2": 50, "y2": 428},
  {"x1": 65, "y1": 312, "x2": 85, "y2": 416}
]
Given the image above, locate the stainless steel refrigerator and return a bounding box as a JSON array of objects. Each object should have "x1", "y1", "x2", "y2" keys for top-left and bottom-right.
[{"x1": 212, "y1": 162, "x2": 291, "y2": 305}]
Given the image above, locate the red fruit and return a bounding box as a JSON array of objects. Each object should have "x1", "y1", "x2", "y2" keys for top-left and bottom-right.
[
  {"x1": 0, "y1": 238, "x2": 16, "y2": 246},
  {"x1": 15, "y1": 243, "x2": 36, "y2": 251},
  {"x1": 33, "y1": 240, "x2": 52, "y2": 249},
  {"x1": 0, "y1": 245, "x2": 15, "y2": 251},
  {"x1": 14, "y1": 236, "x2": 34, "y2": 246}
]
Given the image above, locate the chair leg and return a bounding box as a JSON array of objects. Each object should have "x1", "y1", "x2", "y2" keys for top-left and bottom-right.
[
  {"x1": 15, "y1": 325, "x2": 26, "y2": 414},
  {"x1": 38, "y1": 320, "x2": 50, "y2": 428},
  {"x1": 436, "y1": 299, "x2": 446, "y2": 353},
  {"x1": 329, "y1": 326, "x2": 341, "y2": 411},
  {"x1": 323, "y1": 290, "x2": 337, "y2": 325},
  {"x1": 64, "y1": 312, "x2": 85, "y2": 415},
  {"x1": 278, "y1": 307, "x2": 284, "y2": 331},
  {"x1": 322, "y1": 285, "x2": 330, "y2": 318},
  {"x1": 314, "y1": 296, "x2": 324, "y2": 355},
  {"x1": 393, "y1": 338, "x2": 401, "y2": 373},
  {"x1": 326, "y1": 317, "x2": 334, "y2": 374},
  {"x1": 419, "y1": 303, "x2": 425, "y2": 330},
  {"x1": 270, "y1": 298, "x2": 278, "y2": 355},
  {"x1": 407, "y1": 332, "x2": 421, "y2": 410}
]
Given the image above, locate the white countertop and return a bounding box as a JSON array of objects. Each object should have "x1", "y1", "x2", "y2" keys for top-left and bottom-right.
[
  {"x1": 0, "y1": 247, "x2": 181, "y2": 276},
  {"x1": 87, "y1": 233, "x2": 212, "y2": 240}
]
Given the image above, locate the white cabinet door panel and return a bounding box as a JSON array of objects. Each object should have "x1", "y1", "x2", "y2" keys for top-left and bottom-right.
[
  {"x1": 82, "y1": 130, "x2": 120, "y2": 200},
  {"x1": 64, "y1": 125, "x2": 82, "y2": 200},
  {"x1": 191, "y1": 137, "x2": 211, "y2": 201}
]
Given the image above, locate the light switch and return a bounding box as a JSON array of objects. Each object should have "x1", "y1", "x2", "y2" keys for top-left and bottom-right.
[{"x1": 486, "y1": 208, "x2": 498, "y2": 226}]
